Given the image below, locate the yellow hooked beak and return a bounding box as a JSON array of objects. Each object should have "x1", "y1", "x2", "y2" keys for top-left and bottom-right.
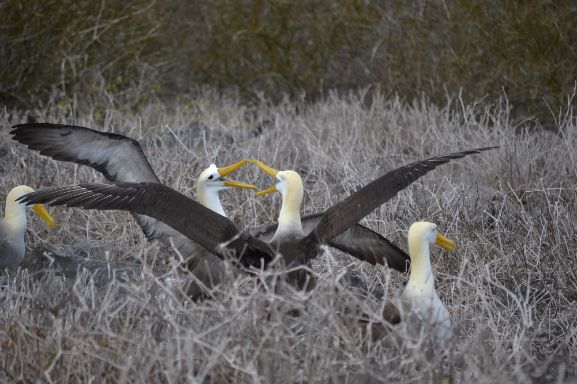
[
  {"x1": 216, "y1": 160, "x2": 257, "y2": 190},
  {"x1": 255, "y1": 185, "x2": 278, "y2": 197},
  {"x1": 249, "y1": 160, "x2": 279, "y2": 178},
  {"x1": 32, "y1": 204, "x2": 56, "y2": 229},
  {"x1": 217, "y1": 160, "x2": 250, "y2": 177},
  {"x1": 222, "y1": 180, "x2": 257, "y2": 190},
  {"x1": 436, "y1": 232, "x2": 456, "y2": 252}
]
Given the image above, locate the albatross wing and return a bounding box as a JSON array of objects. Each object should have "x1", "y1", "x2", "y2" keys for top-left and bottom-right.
[
  {"x1": 251, "y1": 213, "x2": 410, "y2": 272},
  {"x1": 10, "y1": 123, "x2": 168, "y2": 240},
  {"x1": 18, "y1": 183, "x2": 275, "y2": 268},
  {"x1": 301, "y1": 147, "x2": 497, "y2": 254},
  {"x1": 11, "y1": 123, "x2": 159, "y2": 183}
]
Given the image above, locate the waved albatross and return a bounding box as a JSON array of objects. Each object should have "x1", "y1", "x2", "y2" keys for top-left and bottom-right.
[
  {"x1": 351, "y1": 221, "x2": 455, "y2": 344},
  {"x1": 11, "y1": 123, "x2": 256, "y2": 297},
  {"x1": 400, "y1": 221, "x2": 455, "y2": 343},
  {"x1": 11, "y1": 124, "x2": 413, "y2": 276},
  {"x1": 1, "y1": 185, "x2": 56, "y2": 270},
  {"x1": 17, "y1": 147, "x2": 495, "y2": 287}
]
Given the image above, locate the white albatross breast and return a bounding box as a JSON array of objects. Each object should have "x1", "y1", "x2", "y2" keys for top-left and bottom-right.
[
  {"x1": 400, "y1": 221, "x2": 455, "y2": 344},
  {"x1": 1, "y1": 185, "x2": 56, "y2": 270}
]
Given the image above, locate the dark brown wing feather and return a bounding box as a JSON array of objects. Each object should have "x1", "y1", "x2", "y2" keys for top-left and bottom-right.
[
  {"x1": 251, "y1": 213, "x2": 409, "y2": 272},
  {"x1": 326, "y1": 223, "x2": 409, "y2": 271},
  {"x1": 11, "y1": 123, "x2": 159, "y2": 182},
  {"x1": 10, "y1": 123, "x2": 165, "y2": 241},
  {"x1": 18, "y1": 183, "x2": 275, "y2": 268},
  {"x1": 304, "y1": 147, "x2": 497, "y2": 248}
]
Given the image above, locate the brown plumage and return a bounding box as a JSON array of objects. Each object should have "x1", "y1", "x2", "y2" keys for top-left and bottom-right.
[
  {"x1": 10, "y1": 123, "x2": 258, "y2": 298},
  {"x1": 250, "y1": 213, "x2": 409, "y2": 272},
  {"x1": 11, "y1": 123, "x2": 410, "y2": 275},
  {"x1": 18, "y1": 147, "x2": 496, "y2": 286}
]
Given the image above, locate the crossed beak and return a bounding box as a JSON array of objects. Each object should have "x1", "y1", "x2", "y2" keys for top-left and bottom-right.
[
  {"x1": 249, "y1": 160, "x2": 280, "y2": 196},
  {"x1": 217, "y1": 160, "x2": 257, "y2": 190}
]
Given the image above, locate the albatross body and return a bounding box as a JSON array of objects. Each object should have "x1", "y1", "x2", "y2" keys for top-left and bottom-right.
[
  {"x1": 354, "y1": 222, "x2": 455, "y2": 342},
  {"x1": 11, "y1": 123, "x2": 255, "y2": 297},
  {"x1": 18, "y1": 147, "x2": 496, "y2": 286},
  {"x1": 400, "y1": 222, "x2": 455, "y2": 343},
  {"x1": 12, "y1": 123, "x2": 415, "y2": 274},
  {"x1": 254, "y1": 169, "x2": 313, "y2": 287},
  {"x1": 1, "y1": 185, "x2": 56, "y2": 270}
]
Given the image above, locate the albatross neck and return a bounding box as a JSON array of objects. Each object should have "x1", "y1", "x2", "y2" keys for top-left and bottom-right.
[
  {"x1": 4, "y1": 195, "x2": 27, "y2": 232},
  {"x1": 406, "y1": 238, "x2": 436, "y2": 296},
  {"x1": 197, "y1": 187, "x2": 226, "y2": 217},
  {"x1": 274, "y1": 189, "x2": 303, "y2": 241}
]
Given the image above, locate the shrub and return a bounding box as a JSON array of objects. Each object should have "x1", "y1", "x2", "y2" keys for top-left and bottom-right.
[{"x1": 1, "y1": 0, "x2": 576, "y2": 126}]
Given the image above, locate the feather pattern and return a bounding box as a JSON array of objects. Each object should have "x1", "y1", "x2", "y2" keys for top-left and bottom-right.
[
  {"x1": 17, "y1": 183, "x2": 276, "y2": 268},
  {"x1": 305, "y1": 147, "x2": 497, "y2": 245},
  {"x1": 18, "y1": 147, "x2": 496, "y2": 282},
  {"x1": 251, "y1": 213, "x2": 409, "y2": 272}
]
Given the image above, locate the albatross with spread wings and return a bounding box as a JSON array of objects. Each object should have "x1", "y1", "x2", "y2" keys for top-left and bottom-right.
[
  {"x1": 18, "y1": 147, "x2": 496, "y2": 287},
  {"x1": 11, "y1": 123, "x2": 258, "y2": 296},
  {"x1": 12, "y1": 123, "x2": 416, "y2": 277}
]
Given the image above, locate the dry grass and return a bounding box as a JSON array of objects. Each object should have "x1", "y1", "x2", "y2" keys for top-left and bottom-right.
[{"x1": 1, "y1": 92, "x2": 576, "y2": 382}]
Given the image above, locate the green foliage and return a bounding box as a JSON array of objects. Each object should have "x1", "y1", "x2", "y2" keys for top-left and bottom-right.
[{"x1": 1, "y1": 0, "x2": 576, "y2": 124}]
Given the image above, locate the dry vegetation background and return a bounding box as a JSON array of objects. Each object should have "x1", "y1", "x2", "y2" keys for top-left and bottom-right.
[
  {"x1": 1, "y1": 0, "x2": 577, "y2": 383},
  {"x1": 1, "y1": 94, "x2": 576, "y2": 382}
]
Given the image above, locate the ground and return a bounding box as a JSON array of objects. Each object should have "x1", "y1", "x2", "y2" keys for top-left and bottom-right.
[{"x1": 0, "y1": 92, "x2": 575, "y2": 383}]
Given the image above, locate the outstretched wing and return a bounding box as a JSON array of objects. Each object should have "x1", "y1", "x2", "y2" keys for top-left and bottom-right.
[
  {"x1": 304, "y1": 147, "x2": 497, "y2": 248},
  {"x1": 252, "y1": 213, "x2": 409, "y2": 272},
  {"x1": 11, "y1": 123, "x2": 159, "y2": 182},
  {"x1": 11, "y1": 123, "x2": 174, "y2": 242},
  {"x1": 18, "y1": 183, "x2": 275, "y2": 268}
]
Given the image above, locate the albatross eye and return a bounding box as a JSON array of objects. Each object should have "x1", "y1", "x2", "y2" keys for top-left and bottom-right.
[{"x1": 208, "y1": 175, "x2": 214, "y2": 180}]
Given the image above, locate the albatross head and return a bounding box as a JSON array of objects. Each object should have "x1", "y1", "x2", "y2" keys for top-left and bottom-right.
[
  {"x1": 197, "y1": 161, "x2": 257, "y2": 194},
  {"x1": 196, "y1": 161, "x2": 256, "y2": 216},
  {"x1": 251, "y1": 160, "x2": 304, "y2": 238},
  {"x1": 257, "y1": 171, "x2": 303, "y2": 204},
  {"x1": 408, "y1": 222, "x2": 456, "y2": 255},
  {"x1": 252, "y1": 159, "x2": 304, "y2": 213},
  {"x1": 5, "y1": 185, "x2": 56, "y2": 229}
]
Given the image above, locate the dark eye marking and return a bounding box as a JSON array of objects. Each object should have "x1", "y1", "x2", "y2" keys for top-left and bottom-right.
[{"x1": 208, "y1": 175, "x2": 214, "y2": 180}]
